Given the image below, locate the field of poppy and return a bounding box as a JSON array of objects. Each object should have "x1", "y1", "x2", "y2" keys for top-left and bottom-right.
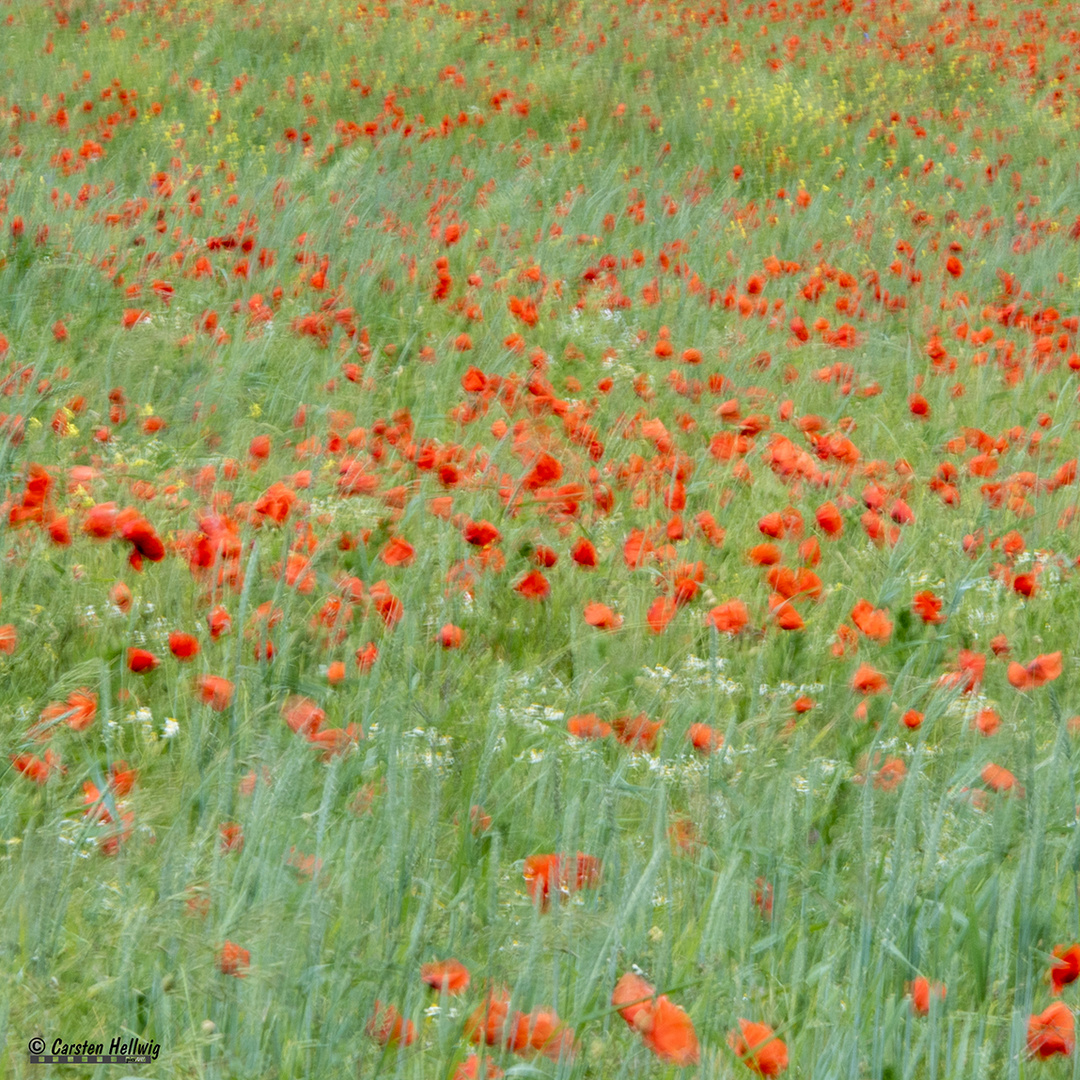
[{"x1": 3, "y1": 0, "x2": 1080, "y2": 1075}]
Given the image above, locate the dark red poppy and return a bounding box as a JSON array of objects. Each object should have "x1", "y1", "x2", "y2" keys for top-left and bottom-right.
[{"x1": 127, "y1": 648, "x2": 159, "y2": 674}]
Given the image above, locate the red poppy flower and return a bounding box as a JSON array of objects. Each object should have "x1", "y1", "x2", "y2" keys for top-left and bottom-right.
[
  {"x1": 452, "y1": 1054, "x2": 503, "y2": 1080},
  {"x1": 646, "y1": 596, "x2": 678, "y2": 634},
  {"x1": 912, "y1": 591, "x2": 945, "y2": 625},
  {"x1": 84, "y1": 501, "x2": 119, "y2": 539},
  {"x1": 306, "y1": 723, "x2": 360, "y2": 759},
  {"x1": 583, "y1": 602, "x2": 622, "y2": 630},
  {"x1": 110, "y1": 761, "x2": 136, "y2": 796},
  {"x1": 465, "y1": 987, "x2": 513, "y2": 1047},
  {"x1": 571, "y1": 537, "x2": 598, "y2": 567},
  {"x1": 850, "y1": 599, "x2": 892, "y2": 643},
  {"x1": 874, "y1": 757, "x2": 907, "y2": 791},
  {"x1": 688, "y1": 723, "x2": 723, "y2": 754},
  {"x1": 982, "y1": 762, "x2": 1022, "y2": 795},
  {"x1": 196, "y1": 675, "x2": 234, "y2": 712},
  {"x1": 127, "y1": 647, "x2": 159, "y2": 674},
  {"x1": 728, "y1": 1019, "x2": 788, "y2": 1075},
  {"x1": 436, "y1": 624, "x2": 465, "y2": 649},
  {"x1": 468, "y1": 805, "x2": 492, "y2": 833},
  {"x1": 753, "y1": 878, "x2": 774, "y2": 917},
  {"x1": 636, "y1": 994, "x2": 700, "y2": 1066},
  {"x1": 757, "y1": 512, "x2": 786, "y2": 539},
  {"x1": 567, "y1": 714, "x2": 612, "y2": 740},
  {"x1": 11, "y1": 749, "x2": 64, "y2": 785},
  {"x1": 939, "y1": 649, "x2": 986, "y2": 693},
  {"x1": 1008, "y1": 652, "x2": 1063, "y2": 690},
  {"x1": 219, "y1": 823, "x2": 244, "y2": 853},
  {"x1": 523, "y1": 853, "x2": 601, "y2": 909},
  {"x1": 463, "y1": 520, "x2": 501, "y2": 547},
  {"x1": 506, "y1": 1008, "x2": 575, "y2": 1060},
  {"x1": 98, "y1": 805, "x2": 135, "y2": 856},
  {"x1": 770, "y1": 595, "x2": 805, "y2": 631},
  {"x1": 282, "y1": 695, "x2": 324, "y2": 737},
  {"x1": 253, "y1": 482, "x2": 297, "y2": 525},
  {"x1": 380, "y1": 535, "x2": 416, "y2": 566},
  {"x1": 613, "y1": 973, "x2": 657, "y2": 1028},
  {"x1": 532, "y1": 545, "x2": 558, "y2": 567},
  {"x1": 1052, "y1": 946, "x2": 1080, "y2": 995},
  {"x1": 36, "y1": 689, "x2": 97, "y2": 734},
  {"x1": 1028, "y1": 1002, "x2": 1074, "y2": 1058},
  {"x1": 109, "y1": 582, "x2": 132, "y2": 613},
  {"x1": 706, "y1": 599, "x2": 749, "y2": 634},
  {"x1": 815, "y1": 500, "x2": 843, "y2": 537},
  {"x1": 367, "y1": 1001, "x2": 416, "y2": 1046},
  {"x1": 514, "y1": 570, "x2": 551, "y2": 601},
  {"x1": 169, "y1": 631, "x2": 200, "y2": 660},
  {"x1": 522, "y1": 452, "x2": 562, "y2": 491},
  {"x1": 116, "y1": 508, "x2": 166, "y2": 564},
  {"x1": 851, "y1": 663, "x2": 889, "y2": 695},
  {"x1": 767, "y1": 566, "x2": 822, "y2": 602},
  {"x1": 908, "y1": 977, "x2": 946, "y2": 1015},
  {"x1": 612, "y1": 713, "x2": 662, "y2": 751},
  {"x1": 218, "y1": 941, "x2": 250, "y2": 978},
  {"x1": 748, "y1": 543, "x2": 782, "y2": 566},
  {"x1": 369, "y1": 581, "x2": 404, "y2": 628},
  {"x1": 421, "y1": 959, "x2": 471, "y2": 995}
]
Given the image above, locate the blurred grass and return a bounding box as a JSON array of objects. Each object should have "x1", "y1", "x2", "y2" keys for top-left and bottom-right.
[{"x1": 2, "y1": 0, "x2": 1080, "y2": 1076}]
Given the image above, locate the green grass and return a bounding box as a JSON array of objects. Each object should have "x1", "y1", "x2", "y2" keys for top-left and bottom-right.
[{"x1": 3, "y1": 0, "x2": 1080, "y2": 1076}]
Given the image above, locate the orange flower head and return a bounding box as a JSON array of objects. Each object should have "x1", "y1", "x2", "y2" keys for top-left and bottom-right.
[
  {"x1": 127, "y1": 647, "x2": 159, "y2": 674},
  {"x1": 633, "y1": 994, "x2": 700, "y2": 1066},
  {"x1": 901, "y1": 709, "x2": 924, "y2": 730},
  {"x1": 1052, "y1": 946, "x2": 1080, "y2": 995},
  {"x1": 982, "y1": 762, "x2": 1023, "y2": 795},
  {"x1": 380, "y1": 535, "x2": 416, "y2": 567},
  {"x1": 567, "y1": 714, "x2": 612, "y2": 740},
  {"x1": 282, "y1": 695, "x2": 324, "y2": 737},
  {"x1": 514, "y1": 570, "x2": 551, "y2": 601},
  {"x1": 688, "y1": 723, "x2": 723, "y2": 755},
  {"x1": 729, "y1": 1019, "x2": 789, "y2": 1076},
  {"x1": 874, "y1": 757, "x2": 907, "y2": 791},
  {"x1": 706, "y1": 599, "x2": 749, "y2": 635},
  {"x1": 436, "y1": 623, "x2": 465, "y2": 649},
  {"x1": 169, "y1": 631, "x2": 200, "y2": 661},
  {"x1": 1028, "y1": 1002, "x2": 1075, "y2": 1058},
  {"x1": 196, "y1": 675, "x2": 234, "y2": 712},
  {"x1": 1008, "y1": 651, "x2": 1063, "y2": 690},
  {"x1": 850, "y1": 599, "x2": 892, "y2": 643},
  {"x1": 511, "y1": 1008, "x2": 575, "y2": 1061},
  {"x1": 912, "y1": 591, "x2": 945, "y2": 625},
  {"x1": 367, "y1": 1001, "x2": 416, "y2": 1047},
  {"x1": 851, "y1": 662, "x2": 889, "y2": 695},
  {"x1": 523, "y1": 853, "x2": 601, "y2": 909},
  {"x1": 465, "y1": 987, "x2": 513, "y2": 1047},
  {"x1": 421, "y1": 958, "x2": 471, "y2": 995},
  {"x1": 583, "y1": 602, "x2": 622, "y2": 630},
  {"x1": 612, "y1": 713, "x2": 663, "y2": 752},
  {"x1": 612, "y1": 972, "x2": 656, "y2": 1027},
  {"x1": 219, "y1": 941, "x2": 250, "y2": 978},
  {"x1": 908, "y1": 976, "x2": 946, "y2": 1015}
]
